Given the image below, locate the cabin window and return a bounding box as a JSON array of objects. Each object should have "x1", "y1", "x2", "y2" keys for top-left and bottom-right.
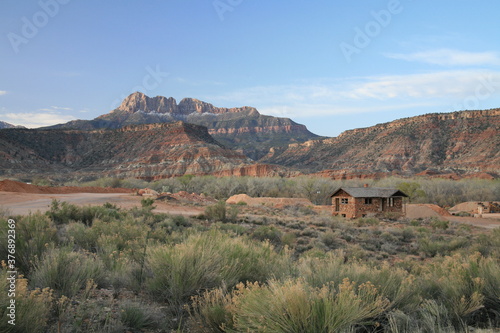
[
  {"x1": 364, "y1": 198, "x2": 372, "y2": 205},
  {"x1": 388, "y1": 197, "x2": 395, "y2": 207},
  {"x1": 341, "y1": 198, "x2": 349, "y2": 204}
]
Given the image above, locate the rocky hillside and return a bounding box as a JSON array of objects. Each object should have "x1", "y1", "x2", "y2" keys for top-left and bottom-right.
[
  {"x1": 50, "y1": 92, "x2": 319, "y2": 160},
  {"x1": 0, "y1": 121, "x2": 22, "y2": 129},
  {"x1": 260, "y1": 109, "x2": 500, "y2": 178},
  {"x1": 0, "y1": 122, "x2": 288, "y2": 180}
]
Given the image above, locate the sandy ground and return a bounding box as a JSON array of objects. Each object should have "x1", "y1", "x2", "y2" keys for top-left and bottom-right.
[
  {"x1": 406, "y1": 204, "x2": 500, "y2": 229},
  {"x1": 1, "y1": 191, "x2": 499, "y2": 229},
  {"x1": 0, "y1": 192, "x2": 203, "y2": 216}
]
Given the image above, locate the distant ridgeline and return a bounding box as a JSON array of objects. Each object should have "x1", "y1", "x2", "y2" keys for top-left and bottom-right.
[{"x1": 0, "y1": 92, "x2": 499, "y2": 180}]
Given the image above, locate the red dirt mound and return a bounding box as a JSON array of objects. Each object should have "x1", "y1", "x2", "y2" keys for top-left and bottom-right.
[
  {"x1": 0, "y1": 179, "x2": 133, "y2": 194},
  {"x1": 406, "y1": 204, "x2": 452, "y2": 219}
]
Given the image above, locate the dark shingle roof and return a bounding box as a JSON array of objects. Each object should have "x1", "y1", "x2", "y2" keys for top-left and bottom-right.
[{"x1": 331, "y1": 187, "x2": 408, "y2": 198}]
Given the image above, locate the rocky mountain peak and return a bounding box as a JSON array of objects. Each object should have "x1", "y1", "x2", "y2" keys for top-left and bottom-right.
[
  {"x1": 115, "y1": 92, "x2": 260, "y2": 117},
  {"x1": 116, "y1": 92, "x2": 177, "y2": 114}
]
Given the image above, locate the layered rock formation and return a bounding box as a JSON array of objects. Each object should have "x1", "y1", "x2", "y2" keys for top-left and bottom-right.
[
  {"x1": 50, "y1": 92, "x2": 319, "y2": 160},
  {"x1": 260, "y1": 109, "x2": 500, "y2": 178},
  {"x1": 0, "y1": 122, "x2": 288, "y2": 180}
]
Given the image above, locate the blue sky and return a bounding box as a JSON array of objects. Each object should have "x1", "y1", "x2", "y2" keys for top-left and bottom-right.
[{"x1": 1, "y1": 0, "x2": 500, "y2": 136}]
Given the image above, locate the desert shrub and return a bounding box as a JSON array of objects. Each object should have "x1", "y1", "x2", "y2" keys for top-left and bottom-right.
[
  {"x1": 300, "y1": 227, "x2": 319, "y2": 238},
  {"x1": 280, "y1": 232, "x2": 297, "y2": 247},
  {"x1": 418, "y1": 236, "x2": 469, "y2": 257},
  {"x1": 120, "y1": 301, "x2": 161, "y2": 330},
  {"x1": 121, "y1": 177, "x2": 149, "y2": 189},
  {"x1": 401, "y1": 227, "x2": 415, "y2": 242},
  {"x1": 189, "y1": 285, "x2": 234, "y2": 332},
  {"x1": 46, "y1": 200, "x2": 121, "y2": 226},
  {"x1": 298, "y1": 251, "x2": 418, "y2": 313},
  {"x1": 140, "y1": 197, "x2": 156, "y2": 210},
  {"x1": 356, "y1": 217, "x2": 380, "y2": 227},
  {"x1": 252, "y1": 225, "x2": 282, "y2": 244},
  {"x1": 386, "y1": 301, "x2": 458, "y2": 333},
  {"x1": 91, "y1": 215, "x2": 150, "y2": 260},
  {"x1": 430, "y1": 218, "x2": 450, "y2": 230},
  {"x1": 213, "y1": 222, "x2": 247, "y2": 236},
  {"x1": 63, "y1": 222, "x2": 98, "y2": 251},
  {"x1": 0, "y1": 213, "x2": 57, "y2": 275},
  {"x1": 320, "y1": 230, "x2": 341, "y2": 248},
  {"x1": 105, "y1": 256, "x2": 144, "y2": 292},
  {"x1": 146, "y1": 230, "x2": 292, "y2": 306},
  {"x1": 0, "y1": 265, "x2": 53, "y2": 333},
  {"x1": 149, "y1": 215, "x2": 192, "y2": 239},
  {"x1": 475, "y1": 256, "x2": 500, "y2": 325},
  {"x1": 31, "y1": 247, "x2": 106, "y2": 298},
  {"x1": 418, "y1": 253, "x2": 491, "y2": 329},
  {"x1": 80, "y1": 177, "x2": 123, "y2": 188},
  {"x1": 205, "y1": 201, "x2": 227, "y2": 222},
  {"x1": 473, "y1": 229, "x2": 500, "y2": 258},
  {"x1": 193, "y1": 278, "x2": 389, "y2": 332}
]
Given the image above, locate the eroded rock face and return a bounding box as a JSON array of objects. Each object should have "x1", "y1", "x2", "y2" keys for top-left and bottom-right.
[
  {"x1": 260, "y1": 109, "x2": 500, "y2": 178},
  {"x1": 0, "y1": 122, "x2": 288, "y2": 180},
  {"x1": 48, "y1": 92, "x2": 319, "y2": 161}
]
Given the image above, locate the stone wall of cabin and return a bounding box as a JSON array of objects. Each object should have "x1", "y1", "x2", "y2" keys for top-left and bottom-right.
[
  {"x1": 332, "y1": 190, "x2": 357, "y2": 218},
  {"x1": 332, "y1": 194, "x2": 405, "y2": 218}
]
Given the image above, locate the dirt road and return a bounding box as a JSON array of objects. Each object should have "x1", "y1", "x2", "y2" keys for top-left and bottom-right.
[{"x1": 0, "y1": 192, "x2": 203, "y2": 216}]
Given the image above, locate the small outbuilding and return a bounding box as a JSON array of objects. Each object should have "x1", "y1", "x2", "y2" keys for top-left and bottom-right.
[{"x1": 331, "y1": 186, "x2": 408, "y2": 219}]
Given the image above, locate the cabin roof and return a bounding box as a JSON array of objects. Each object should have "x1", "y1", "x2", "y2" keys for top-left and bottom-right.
[{"x1": 331, "y1": 187, "x2": 408, "y2": 198}]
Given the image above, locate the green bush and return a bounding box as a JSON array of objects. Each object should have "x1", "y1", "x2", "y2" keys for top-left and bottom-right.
[
  {"x1": 140, "y1": 197, "x2": 156, "y2": 210},
  {"x1": 430, "y1": 218, "x2": 450, "y2": 230},
  {"x1": 252, "y1": 225, "x2": 282, "y2": 244},
  {"x1": 31, "y1": 247, "x2": 106, "y2": 298},
  {"x1": 205, "y1": 201, "x2": 227, "y2": 222},
  {"x1": 418, "y1": 236, "x2": 468, "y2": 257},
  {"x1": 0, "y1": 213, "x2": 57, "y2": 275},
  {"x1": 147, "y1": 230, "x2": 292, "y2": 306},
  {"x1": 120, "y1": 301, "x2": 160, "y2": 330},
  {"x1": 46, "y1": 200, "x2": 121, "y2": 226},
  {"x1": 193, "y1": 278, "x2": 389, "y2": 332},
  {"x1": 298, "y1": 251, "x2": 418, "y2": 313},
  {"x1": 418, "y1": 254, "x2": 489, "y2": 329},
  {"x1": 320, "y1": 231, "x2": 340, "y2": 248},
  {"x1": 356, "y1": 217, "x2": 380, "y2": 227}
]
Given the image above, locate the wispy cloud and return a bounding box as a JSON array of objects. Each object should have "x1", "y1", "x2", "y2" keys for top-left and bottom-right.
[
  {"x1": 0, "y1": 91, "x2": 7, "y2": 96},
  {"x1": 341, "y1": 70, "x2": 500, "y2": 100},
  {"x1": 259, "y1": 102, "x2": 437, "y2": 119},
  {"x1": 3, "y1": 112, "x2": 77, "y2": 128},
  {"x1": 39, "y1": 106, "x2": 73, "y2": 112},
  {"x1": 208, "y1": 70, "x2": 500, "y2": 117},
  {"x1": 385, "y1": 49, "x2": 500, "y2": 66}
]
